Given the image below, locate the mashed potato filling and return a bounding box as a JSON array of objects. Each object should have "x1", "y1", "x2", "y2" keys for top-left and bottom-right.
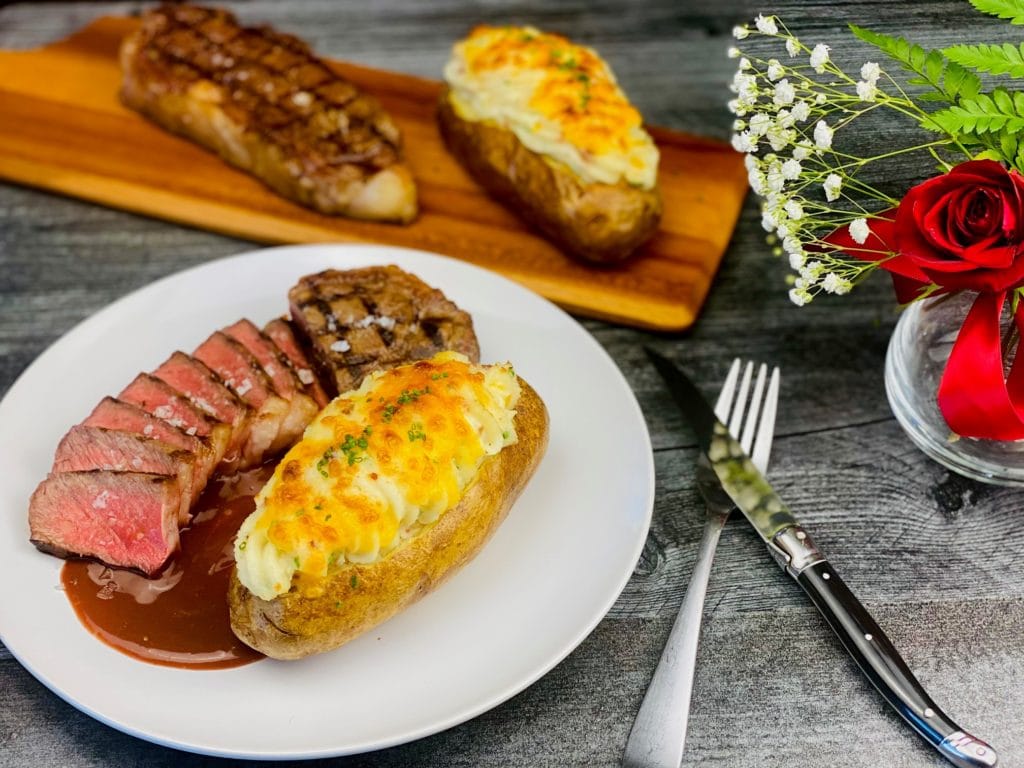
[
  {"x1": 444, "y1": 25, "x2": 659, "y2": 189},
  {"x1": 235, "y1": 352, "x2": 521, "y2": 601}
]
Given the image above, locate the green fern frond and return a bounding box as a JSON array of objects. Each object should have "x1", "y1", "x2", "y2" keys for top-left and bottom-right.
[
  {"x1": 967, "y1": 0, "x2": 1024, "y2": 24},
  {"x1": 928, "y1": 89, "x2": 1024, "y2": 135},
  {"x1": 944, "y1": 42, "x2": 1024, "y2": 77}
]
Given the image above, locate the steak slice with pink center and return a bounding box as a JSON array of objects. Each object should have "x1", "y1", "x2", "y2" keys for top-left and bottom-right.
[
  {"x1": 84, "y1": 396, "x2": 218, "y2": 495},
  {"x1": 264, "y1": 318, "x2": 330, "y2": 407},
  {"x1": 223, "y1": 319, "x2": 318, "y2": 449},
  {"x1": 193, "y1": 331, "x2": 290, "y2": 462},
  {"x1": 52, "y1": 425, "x2": 197, "y2": 524},
  {"x1": 152, "y1": 351, "x2": 252, "y2": 463},
  {"x1": 119, "y1": 374, "x2": 234, "y2": 470},
  {"x1": 29, "y1": 471, "x2": 182, "y2": 575}
]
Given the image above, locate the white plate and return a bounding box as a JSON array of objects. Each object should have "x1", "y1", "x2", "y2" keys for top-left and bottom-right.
[{"x1": 0, "y1": 244, "x2": 653, "y2": 759}]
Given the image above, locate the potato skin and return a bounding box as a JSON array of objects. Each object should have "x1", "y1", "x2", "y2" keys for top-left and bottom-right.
[
  {"x1": 437, "y1": 89, "x2": 662, "y2": 264},
  {"x1": 228, "y1": 379, "x2": 549, "y2": 660}
]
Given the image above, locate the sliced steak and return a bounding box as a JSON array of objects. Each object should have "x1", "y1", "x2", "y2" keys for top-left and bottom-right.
[
  {"x1": 52, "y1": 425, "x2": 197, "y2": 524},
  {"x1": 119, "y1": 373, "x2": 234, "y2": 470},
  {"x1": 152, "y1": 351, "x2": 252, "y2": 462},
  {"x1": 119, "y1": 3, "x2": 417, "y2": 223},
  {"x1": 288, "y1": 265, "x2": 480, "y2": 396},
  {"x1": 29, "y1": 471, "x2": 182, "y2": 575},
  {"x1": 223, "y1": 319, "x2": 319, "y2": 447},
  {"x1": 83, "y1": 396, "x2": 219, "y2": 494},
  {"x1": 264, "y1": 317, "x2": 330, "y2": 407},
  {"x1": 193, "y1": 331, "x2": 290, "y2": 460}
]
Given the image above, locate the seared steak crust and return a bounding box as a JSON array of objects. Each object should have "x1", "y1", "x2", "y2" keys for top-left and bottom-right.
[
  {"x1": 119, "y1": 3, "x2": 417, "y2": 222},
  {"x1": 288, "y1": 265, "x2": 480, "y2": 396}
]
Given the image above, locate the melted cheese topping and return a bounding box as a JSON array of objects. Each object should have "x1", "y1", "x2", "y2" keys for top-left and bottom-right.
[
  {"x1": 234, "y1": 352, "x2": 521, "y2": 601},
  {"x1": 444, "y1": 25, "x2": 659, "y2": 189}
]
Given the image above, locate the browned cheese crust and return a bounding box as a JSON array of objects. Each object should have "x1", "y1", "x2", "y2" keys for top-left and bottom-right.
[
  {"x1": 437, "y1": 89, "x2": 662, "y2": 264},
  {"x1": 119, "y1": 3, "x2": 417, "y2": 223},
  {"x1": 228, "y1": 378, "x2": 549, "y2": 659}
]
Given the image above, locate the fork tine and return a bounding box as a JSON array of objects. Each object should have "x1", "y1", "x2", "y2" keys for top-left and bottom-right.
[
  {"x1": 750, "y1": 367, "x2": 780, "y2": 472},
  {"x1": 713, "y1": 359, "x2": 741, "y2": 422},
  {"x1": 728, "y1": 362, "x2": 754, "y2": 437},
  {"x1": 740, "y1": 363, "x2": 768, "y2": 453}
]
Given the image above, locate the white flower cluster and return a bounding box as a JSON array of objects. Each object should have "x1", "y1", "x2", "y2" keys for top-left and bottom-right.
[{"x1": 727, "y1": 16, "x2": 893, "y2": 305}]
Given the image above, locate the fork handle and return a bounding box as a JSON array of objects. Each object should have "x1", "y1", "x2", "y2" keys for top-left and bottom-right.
[
  {"x1": 622, "y1": 509, "x2": 728, "y2": 768},
  {"x1": 771, "y1": 529, "x2": 997, "y2": 768}
]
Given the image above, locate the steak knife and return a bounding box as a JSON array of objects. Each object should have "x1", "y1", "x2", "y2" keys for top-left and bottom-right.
[{"x1": 645, "y1": 349, "x2": 998, "y2": 768}]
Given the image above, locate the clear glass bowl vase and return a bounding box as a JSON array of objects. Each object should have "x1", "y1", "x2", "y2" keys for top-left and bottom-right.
[{"x1": 885, "y1": 291, "x2": 1024, "y2": 485}]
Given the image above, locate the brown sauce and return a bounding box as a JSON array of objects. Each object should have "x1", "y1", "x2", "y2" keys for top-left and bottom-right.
[{"x1": 61, "y1": 467, "x2": 273, "y2": 670}]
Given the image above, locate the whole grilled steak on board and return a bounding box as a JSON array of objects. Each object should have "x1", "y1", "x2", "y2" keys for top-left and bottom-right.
[
  {"x1": 288, "y1": 265, "x2": 480, "y2": 396},
  {"x1": 119, "y1": 3, "x2": 418, "y2": 222}
]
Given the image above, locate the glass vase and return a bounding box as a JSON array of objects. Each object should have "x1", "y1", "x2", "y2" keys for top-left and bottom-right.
[{"x1": 885, "y1": 291, "x2": 1024, "y2": 485}]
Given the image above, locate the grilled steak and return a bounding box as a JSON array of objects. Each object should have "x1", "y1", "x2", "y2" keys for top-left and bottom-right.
[
  {"x1": 223, "y1": 318, "x2": 319, "y2": 442},
  {"x1": 264, "y1": 317, "x2": 331, "y2": 407},
  {"x1": 29, "y1": 471, "x2": 182, "y2": 575},
  {"x1": 288, "y1": 265, "x2": 480, "y2": 396},
  {"x1": 119, "y1": 3, "x2": 418, "y2": 222},
  {"x1": 119, "y1": 373, "x2": 234, "y2": 470},
  {"x1": 152, "y1": 351, "x2": 252, "y2": 464},
  {"x1": 84, "y1": 396, "x2": 219, "y2": 493},
  {"x1": 193, "y1": 331, "x2": 293, "y2": 459},
  {"x1": 52, "y1": 425, "x2": 197, "y2": 524}
]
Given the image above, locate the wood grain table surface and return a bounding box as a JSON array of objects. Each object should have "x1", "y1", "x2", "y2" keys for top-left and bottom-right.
[{"x1": 1, "y1": 1, "x2": 1021, "y2": 767}]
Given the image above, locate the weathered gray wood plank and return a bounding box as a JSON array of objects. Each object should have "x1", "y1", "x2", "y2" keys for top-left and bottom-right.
[{"x1": 1, "y1": 1, "x2": 1022, "y2": 766}]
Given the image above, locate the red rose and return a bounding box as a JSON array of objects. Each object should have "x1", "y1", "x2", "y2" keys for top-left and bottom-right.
[{"x1": 893, "y1": 159, "x2": 1024, "y2": 292}]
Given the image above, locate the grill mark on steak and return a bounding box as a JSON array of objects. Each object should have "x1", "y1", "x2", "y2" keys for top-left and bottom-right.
[{"x1": 288, "y1": 265, "x2": 480, "y2": 397}]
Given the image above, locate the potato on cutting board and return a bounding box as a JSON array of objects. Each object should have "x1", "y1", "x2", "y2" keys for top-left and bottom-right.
[{"x1": 439, "y1": 25, "x2": 662, "y2": 264}]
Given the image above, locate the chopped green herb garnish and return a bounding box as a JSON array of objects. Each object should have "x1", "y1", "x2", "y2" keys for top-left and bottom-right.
[
  {"x1": 397, "y1": 387, "x2": 430, "y2": 405},
  {"x1": 238, "y1": 540, "x2": 247, "y2": 551},
  {"x1": 313, "y1": 503, "x2": 322, "y2": 510},
  {"x1": 335, "y1": 601, "x2": 342, "y2": 609},
  {"x1": 382, "y1": 403, "x2": 398, "y2": 422},
  {"x1": 502, "y1": 431, "x2": 510, "y2": 440},
  {"x1": 408, "y1": 422, "x2": 427, "y2": 442},
  {"x1": 430, "y1": 372, "x2": 449, "y2": 380},
  {"x1": 293, "y1": 557, "x2": 300, "y2": 568},
  {"x1": 350, "y1": 574, "x2": 359, "y2": 588},
  {"x1": 324, "y1": 513, "x2": 332, "y2": 522}
]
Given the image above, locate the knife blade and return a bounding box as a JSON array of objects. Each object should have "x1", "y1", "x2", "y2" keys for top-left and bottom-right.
[{"x1": 645, "y1": 348, "x2": 998, "y2": 768}]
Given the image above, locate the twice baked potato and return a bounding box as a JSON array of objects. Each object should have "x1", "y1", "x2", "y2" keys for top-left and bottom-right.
[
  {"x1": 439, "y1": 25, "x2": 662, "y2": 264},
  {"x1": 228, "y1": 351, "x2": 548, "y2": 659}
]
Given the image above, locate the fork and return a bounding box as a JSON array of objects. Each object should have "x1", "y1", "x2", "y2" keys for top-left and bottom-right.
[{"x1": 622, "y1": 359, "x2": 780, "y2": 768}]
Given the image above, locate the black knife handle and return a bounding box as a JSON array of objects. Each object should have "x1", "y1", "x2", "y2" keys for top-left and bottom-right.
[{"x1": 791, "y1": 557, "x2": 997, "y2": 767}]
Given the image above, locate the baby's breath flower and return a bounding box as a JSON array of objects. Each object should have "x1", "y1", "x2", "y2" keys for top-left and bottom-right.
[
  {"x1": 809, "y1": 44, "x2": 830, "y2": 73},
  {"x1": 733, "y1": 25, "x2": 750, "y2": 40},
  {"x1": 776, "y1": 108, "x2": 795, "y2": 129},
  {"x1": 815, "y1": 93, "x2": 827, "y2": 104},
  {"x1": 755, "y1": 14, "x2": 779, "y2": 35},
  {"x1": 789, "y1": 250, "x2": 806, "y2": 269},
  {"x1": 860, "y1": 61, "x2": 881, "y2": 83},
  {"x1": 781, "y1": 159, "x2": 802, "y2": 180},
  {"x1": 767, "y1": 59, "x2": 785, "y2": 81},
  {"x1": 822, "y1": 272, "x2": 852, "y2": 294},
  {"x1": 774, "y1": 79, "x2": 795, "y2": 107},
  {"x1": 731, "y1": 131, "x2": 757, "y2": 153},
  {"x1": 784, "y1": 199, "x2": 804, "y2": 219},
  {"x1": 856, "y1": 80, "x2": 878, "y2": 102},
  {"x1": 792, "y1": 145, "x2": 811, "y2": 161},
  {"x1": 767, "y1": 125, "x2": 795, "y2": 152},
  {"x1": 785, "y1": 37, "x2": 800, "y2": 57},
  {"x1": 748, "y1": 112, "x2": 771, "y2": 136},
  {"x1": 849, "y1": 217, "x2": 870, "y2": 244},
  {"x1": 761, "y1": 209, "x2": 777, "y2": 231},
  {"x1": 738, "y1": 57, "x2": 752, "y2": 71},
  {"x1": 728, "y1": 46, "x2": 741, "y2": 58},
  {"x1": 813, "y1": 119, "x2": 834, "y2": 150},
  {"x1": 823, "y1": 173, "x2": 842, "y2": 201},
  {"x1": 791, "y1": 101, "x2": 811, "y2": 122},
  {"x1": 733, "y1": 119, "x2": 746, "y2": 131},
  {"x1": 789, "y1": 287, "x2": 810, "y2": 306}
]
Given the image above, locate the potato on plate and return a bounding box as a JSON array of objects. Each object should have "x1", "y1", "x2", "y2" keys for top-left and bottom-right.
[{"x1": 229, "y1": 351, "x2": 548, "y2": 659}]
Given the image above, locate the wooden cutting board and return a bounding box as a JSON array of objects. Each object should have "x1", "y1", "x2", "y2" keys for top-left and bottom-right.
[{"x1": 0, "y1": 16, "x2": 747, "y2": 332}]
